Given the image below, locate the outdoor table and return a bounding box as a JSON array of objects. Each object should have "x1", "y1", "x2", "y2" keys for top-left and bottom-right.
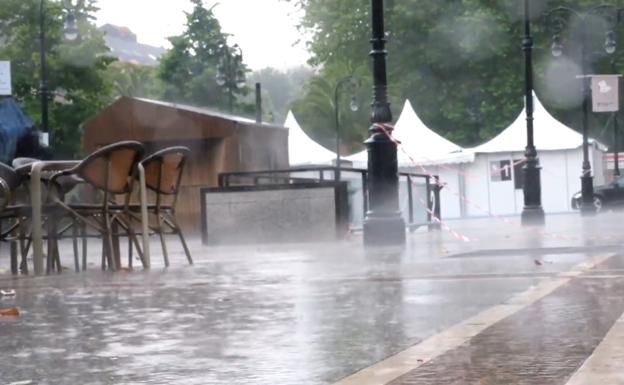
[{"x1": 29, "y1": 161, "x2": 151, "y2": 275}]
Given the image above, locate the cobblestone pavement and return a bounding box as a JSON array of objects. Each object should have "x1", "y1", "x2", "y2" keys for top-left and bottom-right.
[
  {"x1": 0, "y1": 213, "x2": 623, "y2": 384},
  {"x1": 387, "y1": 265, "x2": 624, "y2": 385}
]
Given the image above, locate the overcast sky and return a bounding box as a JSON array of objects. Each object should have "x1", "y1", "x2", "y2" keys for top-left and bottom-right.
[{"x1": 94, "y1": 0, "x2": 310, "y2": 70}]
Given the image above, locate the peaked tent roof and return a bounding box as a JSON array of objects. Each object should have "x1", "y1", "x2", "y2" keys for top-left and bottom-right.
[
  {"x1": 345, "y1": 100, "x2": 468, "y2": 166},
  {"x1": 470, "y1": 92, "x2": 607, "y2": 154},
  {"x1": 285, "y1": 111, "x2": 337, "y2": 166}
]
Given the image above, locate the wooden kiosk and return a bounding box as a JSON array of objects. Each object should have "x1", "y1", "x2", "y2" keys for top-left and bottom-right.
[{"x1": 82, "y1": 97, "x2": 288, "y2": 230}]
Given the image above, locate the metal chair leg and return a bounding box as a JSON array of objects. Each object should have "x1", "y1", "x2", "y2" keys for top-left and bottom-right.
[
  {"x1": 53, "y1": 236, "x2": 61, "y2": 274},
  {"x1": 81, "y1": 223, "x2": 87, "y2": 271},
  {"x1": 111, "y1": 220, "x2": 121, "y2": 269},
  {"x1": 156, "y1": 212, "x2": 169, "y2": 267},
  {"x1": 127, "y1": 224, "x2": 146, "y2": 268},
  {"x1": 46, "y1": 216, "x2": 54, "y2": 275},
  {"x1": 103, "y1": 213, "x2": 117, "y2": 271},
  {"x1": 101, "y1": 236, "x2": 106, "y2": 271},
  {"x1": 170, "y1": 216, "x2": 193, "y2": 265},
  {"x1": 10, "y1": 237, "x2": 18, "y2": 275},
  {"x1": 72, "y1": 220, "x2": 79, "y2": 273},
  {"x1": 18, "y1": 220, "x2": 28, "y2": 275}
]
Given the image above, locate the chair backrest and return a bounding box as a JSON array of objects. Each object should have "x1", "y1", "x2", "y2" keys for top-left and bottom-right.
[
  {"x1": 76, "y1": 141, "x2": 144, "y2": 194},
  {"x1": 12, "y1": 157, "x2": 39, "y2": 169},
  {"x1": 141, "y1": 146, "x2": 190, "y2": 195},
  {"x1": 0, "y1": 162, "x2": 23, "y2": 191}
]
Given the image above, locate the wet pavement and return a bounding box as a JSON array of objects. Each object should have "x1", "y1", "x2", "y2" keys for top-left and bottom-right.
[
  {"x1": 388, "y1": 273, "x2": 624, "y2": 385},
  {"x1": 1, "y1": 212, "x2": 624, "y2": 384}
]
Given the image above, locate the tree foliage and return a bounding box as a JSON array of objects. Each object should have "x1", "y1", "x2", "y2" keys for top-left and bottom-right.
[
  {"x1": 249, "y1": 65, "x2": 313, "y2": 124},
  {"x1": 106, "y1": 61, "x2": 159, "y2": 99},
  {"x1": 285, "y1": 0, "x2": 624, "y2": 152},
  {"x1": 156, "y1": 0, "x2": 250, "y2": 114},
  {"x1": 0, "y1": 0, "x2": 114, "y2": 158}
]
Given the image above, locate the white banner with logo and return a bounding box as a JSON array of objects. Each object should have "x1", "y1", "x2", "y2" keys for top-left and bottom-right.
[
  {"x1": 0, "y1": 61, "x2": 11, "y2": 95},
  {"x1": 591, "y1": 74, "x2": 620, "y2": 112}
]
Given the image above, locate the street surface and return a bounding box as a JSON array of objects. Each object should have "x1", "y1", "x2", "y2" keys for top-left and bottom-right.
[{"x1": 1, "y1": 212, "x2": 624, "y2": 384}]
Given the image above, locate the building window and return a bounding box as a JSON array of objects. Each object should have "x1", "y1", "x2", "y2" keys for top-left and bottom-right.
[{"x1": 490, "y1": 160, "x2": 512, "y2": 182}]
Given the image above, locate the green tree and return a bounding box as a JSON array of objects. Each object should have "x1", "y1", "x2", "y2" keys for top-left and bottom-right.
[
  {"x1": 157, "y1": 0, "x2": 250, "y2": 114},
  {"x1": 285, "y1": 0, "x2": 624, "y2": 151},
  {"x1": 106, "y1": 61, "x2": 159, "y2": 99},
  {"x1": 0, "y1": 0, "x2": 115, "y2": 158},
  {"x1": 249, "y1": 65, "x2": 313, "y2": 124},
  {"x1": 290, "y1": 62, "x2": 372, "y2": 153}
]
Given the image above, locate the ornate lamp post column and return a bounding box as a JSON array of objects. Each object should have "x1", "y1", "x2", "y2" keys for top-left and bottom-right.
[
  {"x1": 39, "y1": 0, "x2": 78, "y2": 148},
  {"x1": 612, "y1": 59, "x2": 621, "y2": 177},
  {"x1": 521, "y1": 0, "x2": 545, "y2": 225},
  {"x1": 547, "y1": 5, "x2": 619, "y2": 215},
  {"x1": 363, "y1": 0, "x2": 405, "y2": 246},
  {"x1": 39, "y1": 0, "x2": 50, "y2": 145}
]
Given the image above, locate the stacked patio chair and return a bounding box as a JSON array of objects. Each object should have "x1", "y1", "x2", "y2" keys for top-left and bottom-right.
[
  {"x1": 0, "y1": 162, "x2": 30, "y2": 274},
  {"x1": 125, "y1": 146, "x2": 193, "y2": 267},
  {"x1": 47, "y1": 141, "x2": 145, "y2": 272}
]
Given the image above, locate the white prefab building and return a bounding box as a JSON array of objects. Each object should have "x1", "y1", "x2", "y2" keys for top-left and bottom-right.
[{"x1": 461, "y1": 93, "x2": 607, "y2": 217}]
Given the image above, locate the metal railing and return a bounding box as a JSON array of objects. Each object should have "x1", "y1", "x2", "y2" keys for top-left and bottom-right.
[{"x1": 218, "y1": 166, "x2": 441, "y2": 230}]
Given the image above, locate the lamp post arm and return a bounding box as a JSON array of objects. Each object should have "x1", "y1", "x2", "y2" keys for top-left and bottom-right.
[
  {"x1": 546, "y1": 5, "x2": 620, "y2": 37},
  {"x1": 545, "y1": 6, "x2": 583, "y2": 41}
]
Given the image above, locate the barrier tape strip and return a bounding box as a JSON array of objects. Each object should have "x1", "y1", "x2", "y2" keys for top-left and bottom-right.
[
  {"x1": 374, "y1": 123, "x2": 475, "y2": 242},
  {"x1": 376, "y1": 124, "x2": 624, "y2": 244}
]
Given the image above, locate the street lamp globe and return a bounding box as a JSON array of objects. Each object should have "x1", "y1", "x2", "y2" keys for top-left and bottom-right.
[
  {"x1": 215, "y1": 69, "x2": 226, "y2": 86},
  {"x1": 63, "y1": 12, "x2": 78, "y2": 41},
  {"x1": 235, "y1": 69, "x2": 246, "y2": 89},
  {"x1": 350, "y1": 95, "x2": 359, "y2": 112},
  {"x1": 605, "y1": 31, "x2": 617, "y2": 54},
  {"x1": 551, "y1": 34, "x2": 563, "y2": 57}
]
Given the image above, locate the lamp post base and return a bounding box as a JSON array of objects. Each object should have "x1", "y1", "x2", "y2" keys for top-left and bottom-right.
[
  {"x1": 521, "y1": 159, "x2": 544, "y2": 226},
  {"x1": 579, "y1": 174, "x2": 596, "y2": 216},
  {"x1": 363, "y1": 213, "x2": 406, "y2": 247},
  {"x1": 521, "y1": 206, "x2": 545, "y2": 225},
  {"x1": 579, "y1": 205, "x2": 597, "y2": 216}
]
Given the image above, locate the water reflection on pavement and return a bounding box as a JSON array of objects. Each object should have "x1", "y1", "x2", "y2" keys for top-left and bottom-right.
[{"x1": 1, "y1": 214, "x2": 623, "y2": 384}]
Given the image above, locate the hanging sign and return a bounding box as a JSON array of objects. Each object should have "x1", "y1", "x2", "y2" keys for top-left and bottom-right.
[
  {"x1": 0, "y1": 61, "x2": 11, "y2": 95},
  {"x1": 490, "y1": 160, "x2": 512, "y2": 182},
  {"x1": 591, "y1": 74, "x2": 620, "y2": 112}
]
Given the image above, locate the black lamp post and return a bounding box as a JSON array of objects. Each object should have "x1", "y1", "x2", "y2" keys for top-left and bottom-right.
[
  {"x1": 39, "y1": 0, "x2": 78, "y2": 148},
  {"x1": 363, "y1": 0, "x2": 405, "y2": 246},
  {"x1": 612, "y1": 59, "x2": 621, "y2": 177},
  {"x1": 547, "y1": 5, "x2": 620, "y2": 215},
  {"x1": 521, "y1": 0, "x2": 545, "y2": 225},
  {"x1": 334, "y1": 76, "x2": 359, "y2": 182},
  {"x1": 216, "y1": 42, "x2": 246, "y2": 114}
]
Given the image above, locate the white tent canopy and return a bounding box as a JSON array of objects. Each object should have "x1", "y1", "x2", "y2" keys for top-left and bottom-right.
[
  {"x1": 345, "y1": 100, "x2": 468, "y2": 166},
  {"x1": 285, "y1": 110, "x2": 337, "y2": 166},
  {"x1": 470, "y1": 92, "x2": 607, "y2": 154}
]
